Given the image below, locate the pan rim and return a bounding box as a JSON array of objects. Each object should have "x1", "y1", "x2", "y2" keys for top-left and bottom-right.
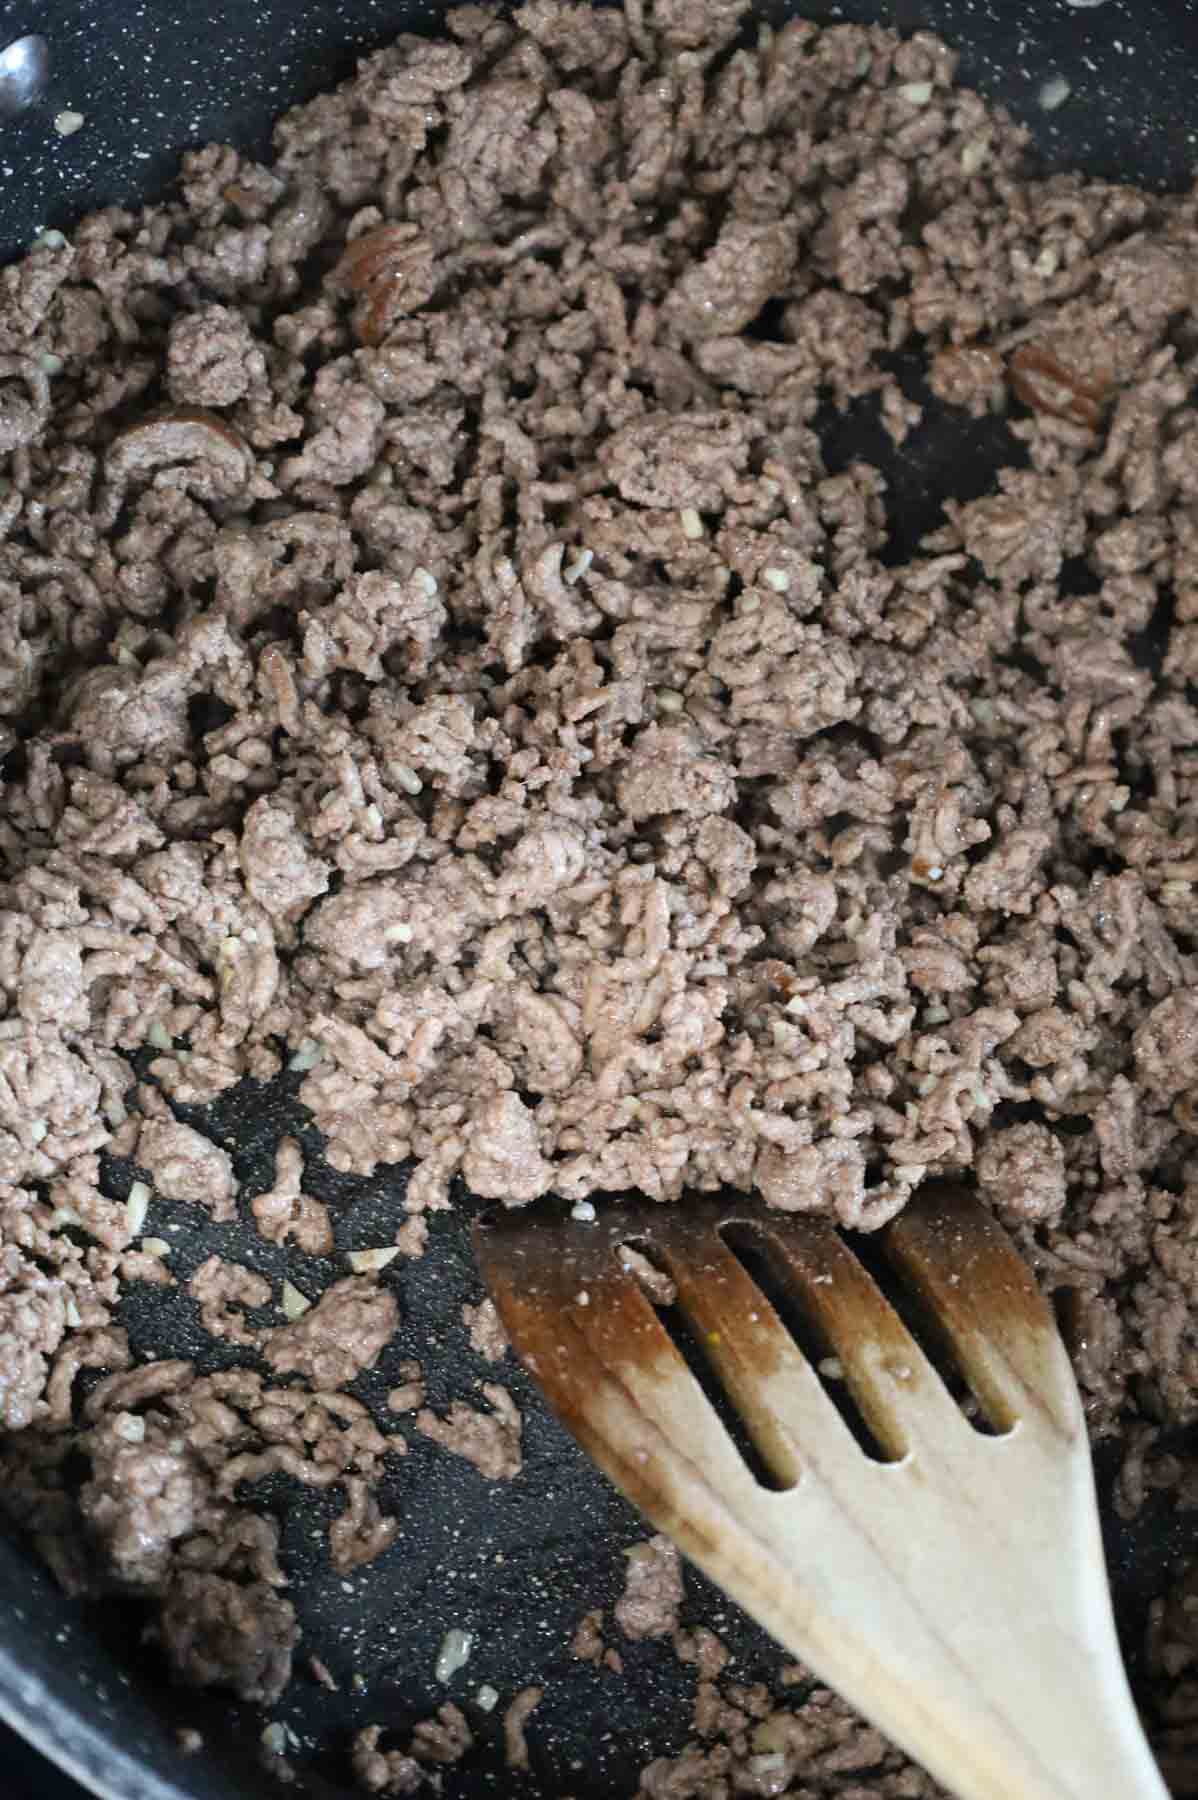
[{"x1": 0, "y1": 1643, "x2": 194, "y2": 1800}]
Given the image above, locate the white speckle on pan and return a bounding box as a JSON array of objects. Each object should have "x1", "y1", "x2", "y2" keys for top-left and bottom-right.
[{"x1": 1039, "y1": 76, "x2": 1073, "y2": 112}]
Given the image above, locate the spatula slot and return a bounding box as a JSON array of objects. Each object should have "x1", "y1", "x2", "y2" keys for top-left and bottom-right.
[
  {"x1": 853, "y1": 1230, "x2": 1010, "y2": 1439},
  {"x1": 719, "y1": 1223, "x2": 898, "y2": 1465},
  {"x1": 613, "y1": 1237, "x2": 788, "y2": 1491}
]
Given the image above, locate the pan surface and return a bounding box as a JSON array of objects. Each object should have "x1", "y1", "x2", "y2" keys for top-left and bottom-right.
[{"x1": 1, "y1": 1, "x2": 1196, "y2": 1796}]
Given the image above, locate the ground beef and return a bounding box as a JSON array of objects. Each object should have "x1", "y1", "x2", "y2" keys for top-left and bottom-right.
[
  {"x1": 264, "y1": 1276, "x2": 398, "y2": 1389},
  {"x1": 570, "y1": 1608, "x2": 624, "y2": 1674},
  {"x1": 158, "y1": 1571, "x2": 298, "y2": 1706},
  {"x1": 166, "y1": 305, "x2": 266, "y2": 410},
  {"x1": 637, "y1": 1683, "x2": 946, "y2": 1799},
  {"x1": 387, "y1": 1358, "x2": 426, "y2": 1414},
  {"x1": 0, "y1": 1278, "x2": 68, "y2": 1431},
  {"x1": 328, "y1": 1474, "x2": 400, "y2": 1573},
  {"x1": 571, "y1": 1609, "x2": 606, "y2": 1665},
  {"x1": 615, "y1": 1537, "x2": 685, "y2": 1642},
  {"x1": 975, "y1": 1120, "x2": 1067, "y2": 1223},
  {"x1": 136, "y1": 1120, "x2": 237, "y2": 1223},
  {"x1": 414, "y1": 1383, "x2": 523, "y2": 1480},
  {"x1": 189, "y1": 1255, "x2": 271, "y2": 1349},
  {"x1": 352, "y1": 1728, "x2": 423, "y2": 1796},
  {"x1": 459, "y1": 1092, "x2": 553, "y2": 1204},
  {"x1": 249, "y1": 1137, "x2": 334, "y2": 1255},
  {"x1": 394, "y1": 1216, "x2": 429, "y2": 1259},
  {"x1": 351, "y1": 1705, "x2": 472, "y2": 1795},
  {"x1": 502, "y1": 1686, "x2": 543, "y2": 1772},
  {"x1": 410, "y1": 1706, "x2": 472, "y2": 1765},
  {"x1": 674, "y1": 1628, "x2": 731, "y2": 1682},
  {"x1": 79, "y1": 1411, "x2": 212, "y2": 1588},
  {"x1": 0, "y1": 0, "x2": 1196, "y2": 1788},
  {"x1": 461, "y1": 1297, "x2": 509, "y2": 1363}
]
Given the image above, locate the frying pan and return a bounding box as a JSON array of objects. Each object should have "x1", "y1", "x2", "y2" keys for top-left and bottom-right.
[{"x1": 1, "y1": 1, "x2": 1197, "y2": 1796}]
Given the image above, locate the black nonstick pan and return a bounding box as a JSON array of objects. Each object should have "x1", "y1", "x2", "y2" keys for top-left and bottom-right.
[{"x1": 2, "y1": 2, "x2": 1198, "y2": 1798}]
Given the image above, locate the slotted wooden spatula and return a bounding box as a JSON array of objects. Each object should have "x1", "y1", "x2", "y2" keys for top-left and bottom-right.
[{"x1": 474, "y1": 1183, "x2": 1168, "y2": 1800}]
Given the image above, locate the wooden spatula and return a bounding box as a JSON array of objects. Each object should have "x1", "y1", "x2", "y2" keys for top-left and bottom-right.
[{"x1": 474, "y1": 1182, "x2": 1168, "y2": 1800}]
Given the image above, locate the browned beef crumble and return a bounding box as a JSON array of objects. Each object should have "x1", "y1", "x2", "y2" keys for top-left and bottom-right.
[
  {"x1": 352, "y1": 1704, "x2": 473, "y2": 1796},
  {"x1": 189, "y1": 1252, "x2": 273, "y2": 1348},
  {"x1": 639, "y1": 1681, "x2": 952, "y2": 1799},
  {"x1": 414, "y1": 1381, "x2": 523, "y2": 1480},
  {"x1": 414, "y1": 1704, "x2": 474, "y2": 1764},
  {"x1": 263, "y1": 1273, "x2": 399, "y2": 1387},
  {"x1": 571, "y1": 1607, "x2": 607, "y2": 1665},
  {"x1": 135, "y1": 1117, "x2": 238, "y2": 1221},
  {"x1": 615, "y1": 1537, "x2": 685, "y2": 1643},
  {"x1": 352, "y1": 1726, "x2": 425, "y2": 1797},
  {"x1": 387, "y1": 1356, "x2": 427, "y2": 1414},
  {"x1": 462, "y1": 1295, "x2": 510, "y2": 1362},
  {"x1": 503, "y1": 1685, "x2": 545, "y2": 1772},
  {"x1": 673, "y1": 1627, "x2": 730, "y2": 1684},
  {"x1": 2, "y1": 0, "x2": 1198, "y2": 1789},
  {"x1": 250, "y1": 1135, "x2": 334, "y2": 1254},
  {"x1": 158, "y1": 1571, "x2": 300, "y2": 1707}
]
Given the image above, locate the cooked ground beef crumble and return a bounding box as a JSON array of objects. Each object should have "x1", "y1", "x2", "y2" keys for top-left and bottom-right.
[{"x1": 2, "y1": 0, "x2": 1198, "y2": 1789}]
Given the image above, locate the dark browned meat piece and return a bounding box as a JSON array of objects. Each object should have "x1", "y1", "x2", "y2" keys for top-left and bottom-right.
[{"x1": 159, "y1": 1571, "x2": 298, "y2": 1704}]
